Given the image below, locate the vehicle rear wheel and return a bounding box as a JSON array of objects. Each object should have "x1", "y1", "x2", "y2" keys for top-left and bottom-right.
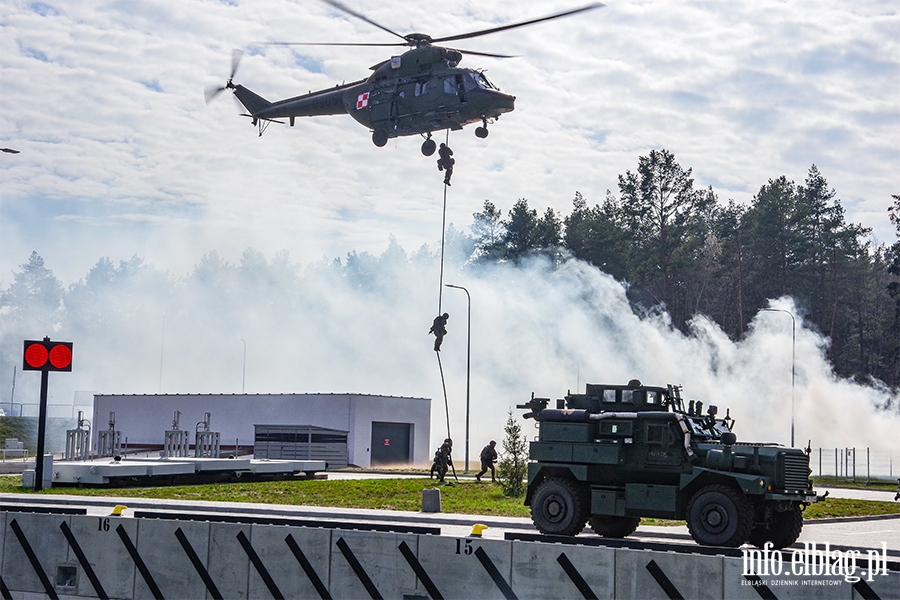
[
  {"x1": 749, "y1": 506, "x2": 803, "y2": 549},
  {"x1": 686, "y1": 484, "x2": 753, "y2": 547},
  {"x1": 421, "y1": 138, "x2": 436, "y2": 156},
  {"x1": 588, "y1": 515, "x2": 640, "y2": 538},
  {"x1": 530, "y1": 477, "x2": 588, "y2": 536},
  {"x1": 475, "y1": 126, "x2": 489, "y2": 138}
]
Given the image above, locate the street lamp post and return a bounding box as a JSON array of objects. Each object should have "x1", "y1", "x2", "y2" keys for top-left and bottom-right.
[
  {"x1": 241, "y1": 339, "x2": 247, "y2": 394},
  {"x1": 763, "y1": 308, "x2": 796, "y2": 447},
  {"x1": 445, "y1": 284, "x2": 471, "y2": 473}
]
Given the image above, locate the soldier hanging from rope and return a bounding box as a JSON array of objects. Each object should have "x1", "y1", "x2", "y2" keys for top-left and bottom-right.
[
  {"x1": 436, "y1": 143, "x2": 455, "y2": 186},
  {"x1": 429, "y1": 313, "x2": 449, "y2": 351}
]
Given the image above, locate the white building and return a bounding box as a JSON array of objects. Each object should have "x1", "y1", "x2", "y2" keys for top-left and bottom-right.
[{"x1": 91, "y1": 393, "x2": 431, "y2": 468}]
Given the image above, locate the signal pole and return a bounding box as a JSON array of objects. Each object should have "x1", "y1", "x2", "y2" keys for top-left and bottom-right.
[{"x1": 23, "y1": 337, "x2": 73, "y2": 491}]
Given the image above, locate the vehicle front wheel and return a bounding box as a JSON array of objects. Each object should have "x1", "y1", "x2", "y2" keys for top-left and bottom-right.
[
  {"x1": 530, "y1": 477, "x2": 588, "y2": 536},
  {"x1": 686, "y1": 484, "x2": 753, "y2": 547},
  {"x1": 421, "y1": 138, "x2": 436, "y2": 156},
  {"x1": 749, "y1": 506, "x2": 803, "y2": 549},
  {"x1": 589, "y1": 515, "x2": 640, "y2": 538}
]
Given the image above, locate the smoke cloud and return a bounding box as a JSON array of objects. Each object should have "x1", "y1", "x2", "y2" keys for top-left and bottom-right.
[{"x1": 2, "y1": 244, "x2": 898, "y2": 454}]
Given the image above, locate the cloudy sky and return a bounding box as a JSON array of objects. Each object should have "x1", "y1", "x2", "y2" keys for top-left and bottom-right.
[
  {"x1": 1, "y1": 0, "x2": 898, "y2": 283},
  {"x1": 1, "y1": 1, "x2": 899, "y2": 455}
]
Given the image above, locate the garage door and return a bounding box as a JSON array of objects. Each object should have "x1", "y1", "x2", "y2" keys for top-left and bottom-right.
[{"x1": 370, "y1": 422, "x2": 411, "y2": 466}]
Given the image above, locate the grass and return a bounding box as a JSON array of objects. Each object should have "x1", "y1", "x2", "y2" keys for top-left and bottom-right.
[
  {"x1": 1, "y1": 474, "x2": 897, "y2": 524},
  {"x1": 812, "y1": 475, "x2": 900, "y2": 492}
]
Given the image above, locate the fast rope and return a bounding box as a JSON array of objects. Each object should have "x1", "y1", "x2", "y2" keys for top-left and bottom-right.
[
  {"x1": 435, "y1": 350, "x2": 458, "y2": 482},
  {"x1": 435, "y1": 129, "x2": 457, "y2": 482},
  {"x1": 437, "y1": 129, "x2": 450, "y2": 314}
]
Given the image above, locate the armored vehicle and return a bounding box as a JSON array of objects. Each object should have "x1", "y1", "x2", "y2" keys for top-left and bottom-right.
[{"x1": 518, "y1": 382, "x2": 819, "y2": 548}]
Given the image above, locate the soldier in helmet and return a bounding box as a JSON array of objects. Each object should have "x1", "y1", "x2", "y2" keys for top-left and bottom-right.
[
  {"x1": 475, "y1": 440, "x2": 498, "y2": 483},
  {"x1": 429, "y1": 313, "x2": 449, "y2": 351},
  {"x1": 430, "y1": 438, "x2": 453, "y2": 482},
  {"x1": 436, "y1": 143, "x2": 455, "y2": 186}
]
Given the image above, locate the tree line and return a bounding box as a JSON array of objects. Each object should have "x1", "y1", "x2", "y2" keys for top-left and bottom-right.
[
  {"x1": 1, "y1": 149, "x2": 896, "y2": 390},
  {"x1": 470, "y1": 149, "x2": 897, "y2": 387}
]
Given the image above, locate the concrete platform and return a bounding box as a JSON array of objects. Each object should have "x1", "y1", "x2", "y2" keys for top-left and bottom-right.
[{"x1": 24, "y1": 457, "x2": 327, "y2": 486}]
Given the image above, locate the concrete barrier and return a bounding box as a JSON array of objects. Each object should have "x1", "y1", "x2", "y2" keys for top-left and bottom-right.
[
  {"x1": 1, "y1": 510, "x2": 896, "y2": 600},
  {"x1": 67, "y1": 513, "x2": 139, "y2": 599},
  {"x1": 2, "y1": 511, "x2": 72, "y2": 596},
  {"x1": 416, "y1": 535, "x2": 513, "y2": 599},
  {"x1": 615, "y1": 547, "x2": 724, "y2": 600},
  {"x1": 132, "y1": 516, "x2": 213, "y2": 599},
  {"x1": 329, "y1": 528, "x2": 421, "y2": 599},
  {"x1": 249, "y1": 523, "x2": 333, "y2": 600},
  {"x1": 512, "y1": 540, "x2": 616, "y2": 600}
]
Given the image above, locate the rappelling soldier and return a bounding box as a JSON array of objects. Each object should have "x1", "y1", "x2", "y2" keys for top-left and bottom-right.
[
  {"x1": 429, "y1": 312, "x2": 449, "y2": 351},
  {"x1": 436, "y1": 143, "x2": 455, "y2": 186}
]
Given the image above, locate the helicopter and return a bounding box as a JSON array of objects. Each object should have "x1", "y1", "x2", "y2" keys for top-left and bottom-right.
[{"x1": 206, "y1": 0, "x2": 604, "y2": 156}]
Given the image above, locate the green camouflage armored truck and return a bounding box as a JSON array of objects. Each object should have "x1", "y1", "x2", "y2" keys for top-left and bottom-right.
[{"x1": 518, "y1": 382, "x2": 820, "y2": 548}]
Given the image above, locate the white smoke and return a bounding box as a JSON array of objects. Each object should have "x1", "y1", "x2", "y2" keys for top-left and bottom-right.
[{"x1": 2, "y1": 246, "x2": 898, "y2": 455}]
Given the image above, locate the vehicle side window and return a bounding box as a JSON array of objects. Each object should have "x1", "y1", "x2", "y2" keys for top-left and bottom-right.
[
  {"x1": 603, "y1": 390, "x2": 616, "y2": 404},
  {"x1": 646, "y1": 423, "x2": 670, "y2": 448},
  {"x1": 444, "y1": 77, "x2": 456, "y2": 94}
]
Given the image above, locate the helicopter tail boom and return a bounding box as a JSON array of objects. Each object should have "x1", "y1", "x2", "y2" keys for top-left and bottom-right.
[{"x1": 232, "y1": 85, "x2": 273, "y2": 115}]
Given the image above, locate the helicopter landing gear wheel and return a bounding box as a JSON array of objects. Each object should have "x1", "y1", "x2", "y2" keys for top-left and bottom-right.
[
  {"x1": 421, "y1": 137, "x2": 436, "y2": 156},
  {"x1": 372, "y1": 130, "x2": 388, "y2": 147},
  {"x1": 475, "y1": 126, "x2": 489, "y2": 139}
]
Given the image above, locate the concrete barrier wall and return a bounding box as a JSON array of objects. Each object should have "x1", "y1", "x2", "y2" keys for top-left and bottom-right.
[{"x1": 1, "y1": 510, "x2": 896, "y2": 600}]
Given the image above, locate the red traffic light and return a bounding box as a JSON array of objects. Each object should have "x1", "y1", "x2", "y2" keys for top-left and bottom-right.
[{"x1": 23, "y1": 339, "x2": 73, "y2": 372}]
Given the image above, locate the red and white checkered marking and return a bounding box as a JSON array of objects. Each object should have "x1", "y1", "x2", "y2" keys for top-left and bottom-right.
[{"x1": 357, "y1": 92, "x2": 369, "y2": 110}]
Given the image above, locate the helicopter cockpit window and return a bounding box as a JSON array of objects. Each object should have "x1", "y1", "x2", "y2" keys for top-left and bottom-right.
[
  {"x1": 472, "y1": 72, "x2": 496, "y2": 90},
  {"x1": 444, "y1": 77, "x2": 456, "y2": 94},
  {"x1": 462, "y1": 72, "x2": 479, "y2": 92}
]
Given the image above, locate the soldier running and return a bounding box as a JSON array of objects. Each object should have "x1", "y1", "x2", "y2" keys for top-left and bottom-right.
[{"x1": 475, "y1": 440, "x2": 498, "y2": 483}]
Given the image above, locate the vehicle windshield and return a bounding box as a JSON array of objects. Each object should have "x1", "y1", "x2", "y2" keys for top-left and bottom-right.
[{"x1": 686, "y1": 416, "x2": 732, "y2": 440}]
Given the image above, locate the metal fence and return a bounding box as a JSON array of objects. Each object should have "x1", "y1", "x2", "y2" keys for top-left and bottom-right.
[{"x1": 813, "y1": 448, "x2": 899, "y2": 483}]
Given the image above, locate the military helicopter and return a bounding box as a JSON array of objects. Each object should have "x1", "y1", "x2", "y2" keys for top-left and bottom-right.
[{"x1": 206, "y1": 0, "x2": 604, "y2": 156}]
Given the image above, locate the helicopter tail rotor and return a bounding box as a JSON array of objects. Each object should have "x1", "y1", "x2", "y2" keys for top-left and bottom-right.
[{"x1": 205, "y1": 49, "x2": 244, "y2": 104}]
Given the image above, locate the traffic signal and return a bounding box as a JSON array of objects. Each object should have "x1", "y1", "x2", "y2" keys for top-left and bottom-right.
[{"x1": 23, "y1": 339, "x2": 73, "y2": 372}]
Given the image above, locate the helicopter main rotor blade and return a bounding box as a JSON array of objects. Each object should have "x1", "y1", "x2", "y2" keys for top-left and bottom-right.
[
  {"x1": 320, "y1": 0, "x2": 408, "y2": 43},
  {"x1": 431, "y1": 3, "x2": 604, "y2": 44},
  {"x1": 255, "y1": 41, "x2": 405, "y2": 48},
  {"x1": 454, "y1": 48, "x2": 518, "y2": 59}
]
